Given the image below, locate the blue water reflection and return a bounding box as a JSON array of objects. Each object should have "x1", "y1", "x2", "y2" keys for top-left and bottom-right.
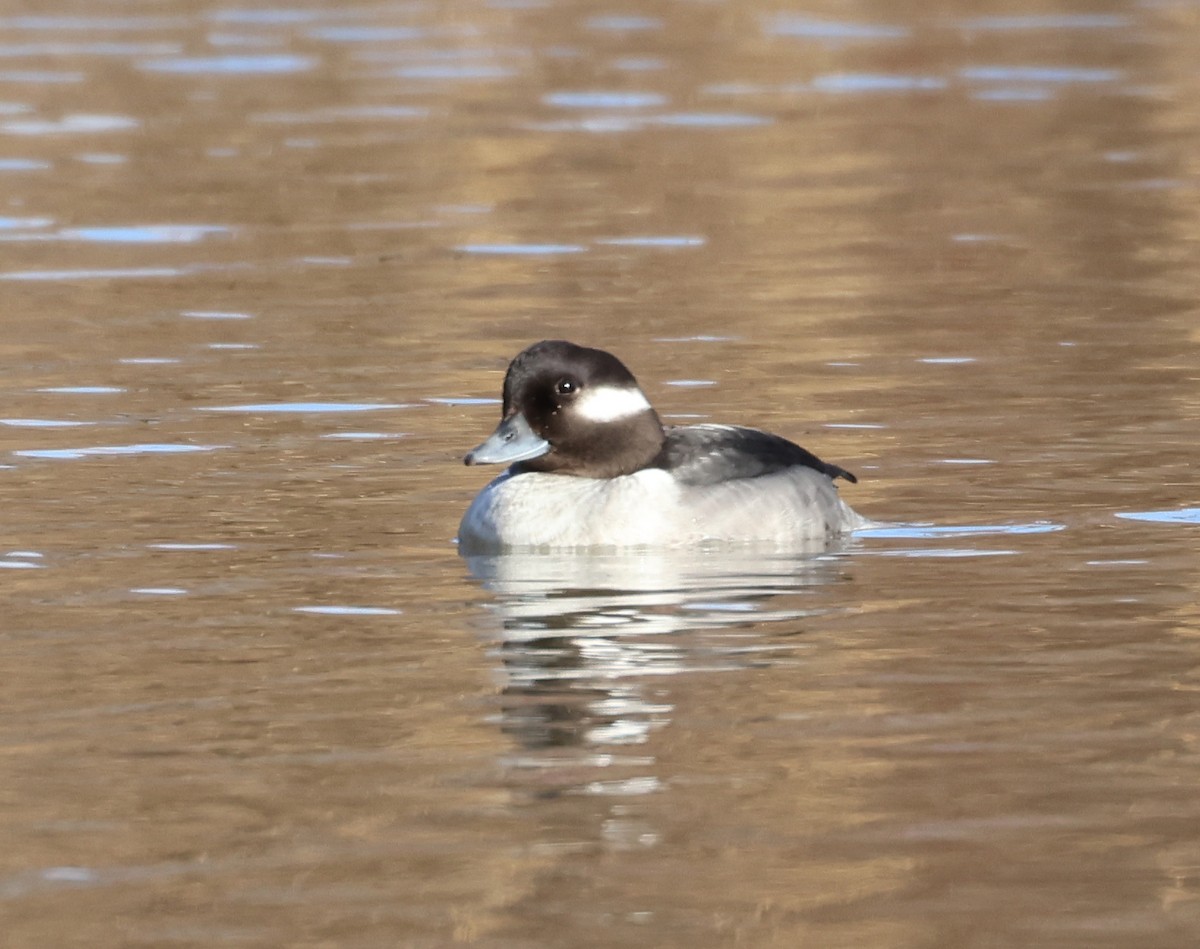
[
  {"x1": 148, "y1": 543, "x2": 237, "y2": 551},
  {"x1": 973, "y1": 88, "x2": 1054, "y2": 103},
  {"x1": 811, "y1": 74, "x2": 945, "y2": 94},
  {"x1": 597, "y1": 236, "x2": 705, "y2": 248},
  {"x1": 0, "y1": 15, "x2": 182, "y2": 29},
  {"x1": 181, "y1": 310, "x2": 252, "y2": 319},
  {"x1": 36, "y1": 386, "x2": 124, "y2": 394},
  {"x1": 543, "y1": 91, "x2": 667, "y2": 109},
  {"x1": 306, "y1": 26, "x2": 424, "y2": 42},
  {"x1": 585, "y1": 16, "x2": 662, "y2": 32},
  {"x1": 138, "y1": 54, "x2": 316, "y2": 75},
  {"x1": 0, "y1": 70, "x2": 83, "y2": 84},
  {"x1": 119, "y1": 358, "x2": 180, "y2": 365},
  {"x1": 75, "y1": 153, "x2": 126, "y2": 164},
  {"x1": 960, "y1": 66, "x2": 1122, "y2": 85},
  {"x1": 252, "y1": 105, "x2": 427, "y2": 123},
  {"x1": 14, "y1": 444, "x2": 223, "y2": 461},
  {"x1": 0, "y1": 42, "x2": 179, "y2": 57},
  {"x1": 653, "y1": 113, "x2": 770, "y2": 128},
  {"x1": 390, "y1": 64, "x2": 514, "y2": 81},
  {"x1": 208, "y1": 10, "x2": 322, "y2": 25},
  {"x1": 1, "y1": 114, "x2": 138, "y2": 134},
  {"x1": 456, "y1": 243, "x2": 586, "y2": 255},
  {"x1": 320, "y1": 432, "x2": 407, "y2": 440},
  {"x1": 2, "y1": 419, "x2": 94, "y2": 427},
  {"x1": 764, "y1": 15, "x2": 908, "y2": 41},
  {"x1": 1116, "y1": 508, "x2": 1200, "y2": 525},
  {"x1": 0, "y1": 217, "x2": 52, "y2": 230},
  {"x1": 957, "y1": 15, "x2": 1131, "y2": 31},
  {"x1": 2, "y1": 552, "x2": 44, "y2": 571},
  {"x1": 207, "y1": 32, "x2": 284, "y2": 49},
  {"x1": 58, "y1": 225, "x2": 230, "y2": 243},
  {"x1": 860, "y1": 522, "x2": 1065, "y2": 539},
  {"x1": 199, "y1": 402, "x2": 411, "y2": 413},
  {"x1": 2, "y1": 267, "x2": 183, "y2": 280},
  {"x1": 611, "y1": 56, "x2": 666, "y2": 72}
]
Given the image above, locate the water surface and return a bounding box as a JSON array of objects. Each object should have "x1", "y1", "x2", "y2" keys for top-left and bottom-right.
[{"x1": 3, "y1": 2, "x2": 1200, "y2": 947}]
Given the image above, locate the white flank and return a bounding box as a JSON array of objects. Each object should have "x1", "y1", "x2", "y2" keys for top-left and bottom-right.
[{"x1": 574, "y1": 385, "x2": 653, "y2": 423}]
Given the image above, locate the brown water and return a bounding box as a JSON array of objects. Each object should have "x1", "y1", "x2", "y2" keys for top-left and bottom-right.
[{"x1": 3, "y1": 1, "x2": 1200, "y2": 946}]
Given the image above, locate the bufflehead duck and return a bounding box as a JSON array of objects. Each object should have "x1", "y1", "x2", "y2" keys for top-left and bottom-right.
[{"x1": 457, "y1": 340, "x2": 867, "y2": 551}]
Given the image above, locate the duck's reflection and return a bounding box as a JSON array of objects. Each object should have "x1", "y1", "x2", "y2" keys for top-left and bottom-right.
[{"x1": 463, "y1": 544, "x2": 855, "y2": 798}]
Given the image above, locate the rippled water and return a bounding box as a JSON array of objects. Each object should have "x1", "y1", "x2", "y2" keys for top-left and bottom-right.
[{"x1": 4, "y1": 2, "x2": 1200, "y2": 947}]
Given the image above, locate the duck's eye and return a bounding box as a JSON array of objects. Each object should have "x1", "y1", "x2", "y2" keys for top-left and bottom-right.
[{"x1": 555, "y1": 378, "x2": 578, "y2": 396}]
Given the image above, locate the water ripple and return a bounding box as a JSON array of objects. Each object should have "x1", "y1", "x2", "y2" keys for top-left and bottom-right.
[
  {"x1": 0, "y1": 70, "x2": 84, "y2": 84},
  {"x1": 456, "y1": 243, "x2": 586, "y2": 255},
  {"x1": 612, "y1": 56, "x2": 666, "y2": 72},
  {"x1": 3, "y1": 267, "x2": 183, "y2": 280},
  {"x1": 861, "y1": 522, "x2": 1065, "y2": 539},
  {"x1": 57, "y1": 225, "x2": 230, "y2": 244},
  {"x1": 139, "y1": 54, "x2": 317, "y2": 75},
  {"x1": 812, "y1": 73, "x2": 945, "y2": 94},
  {"x1": 543, "y1": 91, "x2": 667, "y2": 109},
  {"x1": 1116, "y1": 508, "x2": 1200, "y2": 525},
  {"x1": 957, "y1": 15, "x2": 1132, "y2": 32},
  {"x1": 252, "y1": 105, "x2": 427, "y2": 123},
  {"x1": 390, "y1": 64, "x2": 514, "y2": 80},
  {"x1": 597, "y1": 236, "x2": 705, "y2": 248},
  {"x1": 961, "y1": 66, "x2": 1122, "y2": 85},
  {"x1": 37, "y1": 386, "x2": 124, "y2": 394},
  {"x1": 1, "y1": 114, "x2": 139, "y2": 135},
  {"x1": 307, "y1": 26, "x2": 425, "y2": 42},
  {"x1": 1, "y1": 418, "x2": 94, "y2": 428},
  {"x1": 208, "y1": 10, "x2": 323, "y2": 25},
  {"x1": 15, "y1": 444, "x2": 224, "y2": 461},
  {"x1": 973, "y1": 88, "x2": 1054, "y2": 103},
  {"x1": 0, "y1": 42, "x2": 180, "y2": 56},
  {"x1": 585, "y1": 16, "x2": 662, "y2": 32},
  {"x1": 765, "y1": 15, "x2": 909, "y2": 41},
  {"x1": 650, "y1": 113, "x2": 771, "y2": 128},
  {"x1": 1, "y1": 216, "x2": 53, "y2": 229},
  {"x1": 869, "y1": 548, "x2": 1019, "y2": 559},
  {"x1": 0, "y1": 158, "x2": 50, "y2": 171},
  {"x1": 76, "y1": 153, "x2": 125, "y2": 165},
  {"x1": 199, "y1": 402, "x2": 411, "y2": 413},
  {"x1": 0, "y1": 15, "x2": 184, "y2": 29},
  {"x1": 321, "y1": 432, "x2": 407, "y2": 440},
  {"x1": 182, "y1": 310, "x2": 252, "y2": 320},
  {"x1": 119, "y1": 358, "x2": 180, "y2": 365},
  {"x1": 148, "y1": 543, "x2": 237, "y2": 551}
]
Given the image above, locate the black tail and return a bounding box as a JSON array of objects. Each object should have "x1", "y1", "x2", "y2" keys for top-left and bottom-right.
[{"x1": 825, "y1": 463, "x2": 857, "y2": 484}]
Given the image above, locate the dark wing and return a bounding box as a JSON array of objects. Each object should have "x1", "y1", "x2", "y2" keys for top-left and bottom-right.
[{"x1": 654, "y1": 424, "x2": 857, "y2": 487}]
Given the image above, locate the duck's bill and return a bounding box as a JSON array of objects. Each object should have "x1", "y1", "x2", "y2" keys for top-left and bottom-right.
[{"x1": 464, "y1": 412, "x2": 551, "y2": 466}]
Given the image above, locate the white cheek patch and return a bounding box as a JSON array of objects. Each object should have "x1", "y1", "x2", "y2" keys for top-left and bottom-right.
[{"x1": 573, "y1": 385, "x2": 653, "y2": 423}]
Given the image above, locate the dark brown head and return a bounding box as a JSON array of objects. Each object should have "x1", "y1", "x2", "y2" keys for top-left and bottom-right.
[{"x1": 464, "y1": 340, "x2": 665, "y2": 478}]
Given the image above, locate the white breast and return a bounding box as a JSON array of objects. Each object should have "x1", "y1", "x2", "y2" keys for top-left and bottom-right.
[{"x1": 457, "y1": 467, "x2": 866, "y2": 552}]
